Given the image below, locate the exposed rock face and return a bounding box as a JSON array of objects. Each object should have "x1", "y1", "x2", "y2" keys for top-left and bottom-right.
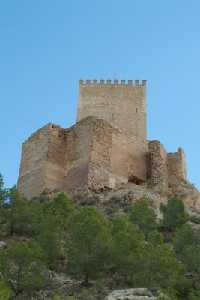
[
  {"x1": 169, "y1": 179, "x2": 200, "y2": 211},
  {"x1": 0, "y1": 241, "x2": 7, "y2": 249},
  {"x1": 106, "y1": 288, "x2": 157, "y2": 300},
  {"x1": 72, "y1": 179, "x2": 200, "y2": 219},
  {"x1": 17, "y1": 80, "x2": 192, "y2": 204}
]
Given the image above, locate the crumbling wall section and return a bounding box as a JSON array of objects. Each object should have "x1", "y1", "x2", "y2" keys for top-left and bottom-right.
[
  {"x1": 64, "y1": 116, "x2": 148, "y2": 193},
  {"x1": 167, "y1": 148, "x2": 187, "y2": 185},
  {"x1": 111, "y1": 133, "x2": 148, "y2": 185},
  {"x1": 64, "y1": 117, "x2": 118, "y2": 193},
  {"x1": 148, "y1": 140, "x2": 168, "y2": 190},
  {"x1": 88, "y1": 118, "x2": 114, "y2": 191},
  {"x1": 18, "y1": 124, "x2": 66, "y2": 199},
  {"x1": 43, "y1": 124, "x2": 67, "y2": 193},
  {"x1": 18, "y1": 116, "x2": 150, "y2": 198},
  {"x1": 63, "y1": 117, "x2": 94, "y2": 193},
  {"x1": 18, "y1": 125, "x2": 49, "y2": 199}
]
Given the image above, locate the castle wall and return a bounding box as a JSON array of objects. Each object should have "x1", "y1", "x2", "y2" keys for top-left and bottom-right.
[
  {"x1": 17, "y1": 80, "x2": 188, "y2": 200},
  {"x1": 18, "y1": 116, "x2": 149, "y2": 198},
  {"x1": 18, "y1": 125, "x2": 49, "y2": 199},
  {"x1": 43, "y1": 124, "x2": 67, "y2": 192},
  {"x1": 77, "y1": 80, "x2": 147, "y2": 142},
  {"x1": 63, "y1": 117, "x2": 94, "y2": 192},
  {"x1": 111, "y1": 133, "x2": 147, "y2": 184},
  {"x1": 66, "y1": 117, "x2": 148, "y2": 193},
  {"x1": 63, "y1": 116, "x2": 148, "y2": 193},
  {"x1": 64, "y1": 117, "x2": 123, "y2": 193},
  {"x1": 167, "y1": 148, "x2": 187, "y2": 185},
  {"x1": 88, "y1": 118, "x2": 114, "y2": 191},
  {"x1": 148, "y1": 140, "x2": 168, "y2": 189},
  {"x1": 18, "y1": 124, "x2": 66, "y2": 199}
]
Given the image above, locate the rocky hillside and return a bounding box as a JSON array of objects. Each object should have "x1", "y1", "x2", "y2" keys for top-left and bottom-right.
[{"x1": 73, "y1": 179, "x2": 200, "y2": 217}]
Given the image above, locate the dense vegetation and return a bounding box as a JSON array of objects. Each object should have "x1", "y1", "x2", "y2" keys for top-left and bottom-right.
[{"x1": 0, "y1": 174, "x2": 200, "y2": 299}]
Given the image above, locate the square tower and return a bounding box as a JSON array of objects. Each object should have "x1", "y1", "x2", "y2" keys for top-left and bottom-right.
[{"x1": 77, "y1": 80, "x2": 147, "y2": 142}]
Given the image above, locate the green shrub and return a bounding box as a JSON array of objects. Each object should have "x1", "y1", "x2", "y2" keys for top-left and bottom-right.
[
  {"x1": 128, "y1": 199, "x2": 157, "y2": 237},
  {"x1": 0, "y1": 241, "x2": 47, "y2": 297},
  {"x1": 0, "y1": 174, "x2": 8, "y2": 206},
  {"x1": 160, "y1": 197, "x2": 188, "y2": 231},
  {"x1": 110, "y1": 214, "x2": 146, "y2": 285},
  {"x1": 0, "y1": 280, "x2": 12, "y2": 300},
  {"x1": 67, "y1": 207, "x2": 111, "y2": 284}
]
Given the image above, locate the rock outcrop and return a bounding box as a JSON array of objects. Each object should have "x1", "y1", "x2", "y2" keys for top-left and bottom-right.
[{"x1": 106, "y1": 288, "x2": 157, "y2": 300}]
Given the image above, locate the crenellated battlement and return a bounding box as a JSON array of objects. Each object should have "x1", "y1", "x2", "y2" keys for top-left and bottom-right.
[{"x1": 79, "y1": 79, "x2": 147, "y2": 86}]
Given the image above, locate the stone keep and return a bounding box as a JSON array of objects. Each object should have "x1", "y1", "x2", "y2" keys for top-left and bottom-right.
[
  {"x1": 18, "y1": 80, "x2": 187, "y2": 199},
  {"x1": 77, "y1": 80, "x2": 147, "y2": 142}
]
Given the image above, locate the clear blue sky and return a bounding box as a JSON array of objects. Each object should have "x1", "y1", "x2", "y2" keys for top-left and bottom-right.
[{"x1": 0, "y1": 0, "x2": 200, "y2": 189}]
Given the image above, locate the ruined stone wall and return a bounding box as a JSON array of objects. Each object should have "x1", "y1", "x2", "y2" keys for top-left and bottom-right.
[
  {"x1": 63, "y1": 117, "x2": 95, "y2": 193},
  {"x1": 17, "y1": 79, "x2": 190, "y2": 200},
  {"x1": 111, "y1": 133, "x2": 147, "y2": 185},
  {"x1": 77, "y1": 80, "x2": 147, "y2": 142},
  {"x1": 88, "y1": 118, "x2": 114, "y2": 191},
  {"x1": 18, "y1": 124, "x2": 67, "y2": 199},
  {"x1": 18, "y1": 120, "x2": 187, "y2": 199},
  {"x1": 43, "y1": 124, "x2": 67, "y2": 192},
  {"x1": 18, "y1": 117, "x2": 149, "y2": 198},
  {"x1": 18, "y1": 118, "x2": 123, "y2": 197},
  {"x1": 64, "y1": 116, "x2": 148, "y2": 193},
  {"x1": 69, "y1": 117, "x2": 148, "y2": 192},
  {"x1": 148, "y1": 140, "x2": 168, "y2": 190},
  {"x1": 64, "y1": 117, "x2": 124, "y2": 193},
  {"x1": 167, "y1": 148, "x2": 187, "y2": 185},
  {"x1": 148, "y1": 142, "x2": 187, "y2": 190},
  {"x1": 18, "y1": 125, "x2": 49, "y2": 199}
]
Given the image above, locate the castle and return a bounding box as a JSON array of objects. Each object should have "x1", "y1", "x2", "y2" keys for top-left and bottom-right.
[{"x1": 17, "y1": 80, "x2": 187, "y2": 199}]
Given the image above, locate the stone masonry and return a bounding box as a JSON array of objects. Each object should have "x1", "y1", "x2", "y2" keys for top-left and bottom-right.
[
  {"x1": 18, "y1": 80, "x2": 187, "y2": 199},
  {"x1": 77, "y1": 79, "x2": 146, "y2": 142}
]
